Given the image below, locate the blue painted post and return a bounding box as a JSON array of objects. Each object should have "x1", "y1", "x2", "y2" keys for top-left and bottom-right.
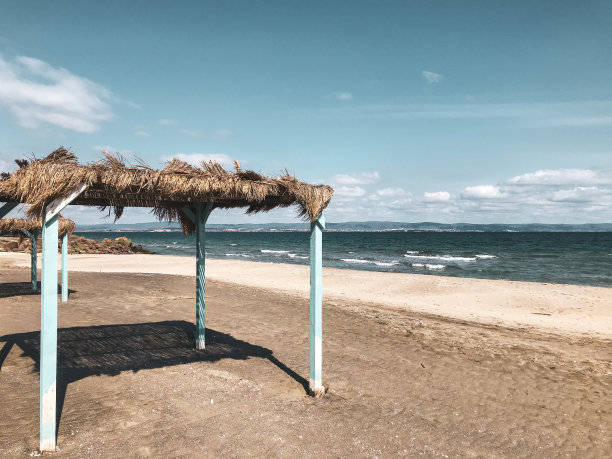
[
  {"x1": 31, "y1": 231, "x2": 38, "y2": 290},
  {"x1": 21, "y1": 229, "x2": 37, "y2": 290},
  {"x1": 40, "y1": 212, "x2": 58, "y2": 452},
  {"x1": 195, "y1": 203, "x2": 213, "y2": 349},
  {"x1": 61, "y1": 232, "x2": 68, "y2": 302},
  {"x1": 309, "y1": 214, "x2": 325, "y2": 397},
  {"x1": 0, "y1": 202, "x2": 18, "y2": 218}
]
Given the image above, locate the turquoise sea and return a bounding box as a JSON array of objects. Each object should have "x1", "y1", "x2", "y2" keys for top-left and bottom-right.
[{"x1": 75, "y1": 231, "x2": 612, "y2": 287}]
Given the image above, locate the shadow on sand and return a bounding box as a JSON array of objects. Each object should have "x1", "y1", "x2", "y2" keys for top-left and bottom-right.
[
  {"x1": 0, "y1": 320, "x2": 308, "y2": 437},
  {"x1": 0, "y1": 282, "x2": 76, "y2": 299}
]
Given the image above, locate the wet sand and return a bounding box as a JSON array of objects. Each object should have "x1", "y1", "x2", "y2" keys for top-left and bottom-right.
[{"x1": 0, "y1": 261, "x2": 611, "y2": 457}]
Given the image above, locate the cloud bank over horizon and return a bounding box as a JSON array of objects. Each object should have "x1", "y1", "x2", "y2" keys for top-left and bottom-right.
[{"x1": 321, "y1": 167, "x2": 612, "y2": 224}]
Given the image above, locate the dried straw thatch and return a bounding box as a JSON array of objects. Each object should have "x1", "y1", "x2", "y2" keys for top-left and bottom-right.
[
  {"x1": 0, "y1": 148, "x2": 333, "y2": 233},
  {"x1": 0, "y1": 216, "x2": 75, "y2": 237}
]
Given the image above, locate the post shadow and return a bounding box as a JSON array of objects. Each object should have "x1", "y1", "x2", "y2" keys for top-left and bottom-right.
[
  {"x1": 0, "y1": 282, "x2": 76, "y2": 299},
  {"x1": 0, "y1": 320, "x2": 308, "y2": 437}
]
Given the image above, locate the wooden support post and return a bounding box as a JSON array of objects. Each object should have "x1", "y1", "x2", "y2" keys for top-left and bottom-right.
[
  {"x1": 195, "y1": 203, "x2": 213, "y2": 349},
  {"x1": 21, "y1": 229, "x2": 37, "y2": 289},
  {"x1": 22, "y1": 229, "x2": 38, "y2": 290},
  {"x1": 61, "y1": 232, "x2": 68, "y2": 302},
  {"x1": 309, "y1": 214, "x2": 325, "y2": 397},
  {"x1": 0, "y1": 202, "x2": 18, "y2": 219},
  {"x1": 40, "y1": 212, "x2": 58, "y2": 452},
  {"x1": 38, "y1": 184, "x2": 86, "y2": 452},
  {"x1": 31, "y1": 231, "x2": 38, "y2": 290}
]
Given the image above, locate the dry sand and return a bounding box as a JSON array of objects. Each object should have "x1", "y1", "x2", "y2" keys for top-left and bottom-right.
[
  {"x1": 2, "y1": 252, "x2": 611, "y2": 338},
  {"x1": 0, "y1": 254, "x2": 611, "y2": 457}
]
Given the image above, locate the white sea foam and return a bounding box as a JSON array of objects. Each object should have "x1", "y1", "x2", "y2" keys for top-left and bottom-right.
[
  {"x1": 374, "y1": 261, "x2": 400, "y2": 267},
  {"x1": 412, "y1": 263, "x2": 445, "y2": 270},
  {"x1": 230, "y1": 243, "x2": 237, "y2": 246},
  {"x1": 342, "y1": 258, "x2": 371, "y2": 264},
  {"x1": 405, "y1": 254, "x2": 477, "y2": 262},
  {"x1": 261, "y1": 249, "x2": 290, "y2": 254},
  {"x1": 406, "y1": 250, "x2": 420, "y2": 255},
  {"x1": 225, "y1": 253, "x2": 253, "y2": 258},
  {"x1": 342, "y1": 258, "x2": 399, "y2": 267},
  {"x1": 475, "y1": 254, "x2": 497, "y2": 260},
  {"x1": 288, "y1": 253, "x2": 308, "y2": 259}
]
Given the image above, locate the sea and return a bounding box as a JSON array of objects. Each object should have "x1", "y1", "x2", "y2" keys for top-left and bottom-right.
[{"x1": 74, "y1": 231, "x2": 612, "y2": 288}]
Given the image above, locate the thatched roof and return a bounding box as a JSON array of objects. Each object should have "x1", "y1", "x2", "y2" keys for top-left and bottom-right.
[
  {"x1": 0, "y1": 148, "x2": 334, "y2": 234},
  {"x1": 0, "y1": 216, "x2": 75, "y2": 237}
]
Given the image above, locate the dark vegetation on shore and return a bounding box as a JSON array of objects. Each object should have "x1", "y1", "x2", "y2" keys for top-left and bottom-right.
[{"x1": 0, "y1": 235, "x2": 153, "y2": 255}]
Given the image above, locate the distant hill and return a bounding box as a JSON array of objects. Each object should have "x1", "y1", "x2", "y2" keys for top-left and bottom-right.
[{"x1": 75, "y1": 220, "x2": 612, "y2": 232}]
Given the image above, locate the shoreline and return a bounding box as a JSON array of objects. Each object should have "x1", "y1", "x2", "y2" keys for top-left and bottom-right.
[{"x1": 1, "y1": 252, "x2": 610, "y2": 339}]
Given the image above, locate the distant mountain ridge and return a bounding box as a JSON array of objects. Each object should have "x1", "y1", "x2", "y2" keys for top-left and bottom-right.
[{"x1": 75, "y1": 221, "x2": 612, "y2": 232}]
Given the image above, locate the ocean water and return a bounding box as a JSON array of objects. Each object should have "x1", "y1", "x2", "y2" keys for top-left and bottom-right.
[{"x1": 75, "y1": 231, "x2": 612, "y2": 287}]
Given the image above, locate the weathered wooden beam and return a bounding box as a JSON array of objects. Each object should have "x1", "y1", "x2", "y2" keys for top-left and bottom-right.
[
  {"x1": 61, "y1": 232, "x2": 68, "y2": 302},
  {"x1": 0, "y1": 202, "x2": 18, "y2": 219},
  {"x1": 195, "y1": 202, "x2": 213, "y2": 349},
  {"x1": 40, "y1": 212, "x2": 58, "y2": 452},
  {"x1": 309, "y1": 214, "x2": 325, "y2": 397},
  {"x1": 45, "y1": 183, "x2": 87, "y2": 221}
]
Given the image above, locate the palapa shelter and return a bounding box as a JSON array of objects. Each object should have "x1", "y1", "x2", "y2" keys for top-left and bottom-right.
[
  {"x1": 0, "y1": 148, "x2": 333, "y2": 452},
  {"x1": 0, "y1": 216, "x2": 75, "y2": 293}
]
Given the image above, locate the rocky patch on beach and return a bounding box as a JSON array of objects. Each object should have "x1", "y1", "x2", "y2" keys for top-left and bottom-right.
[{"x1": 0, "y1": 235, "x2": 153, "y2": 255}]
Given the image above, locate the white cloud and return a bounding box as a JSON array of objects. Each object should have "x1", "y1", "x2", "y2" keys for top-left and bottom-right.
[
  {"x1": 373, "y1": 187, "x2": 408, "y2": 198},
  {"x1": 424, "y1": 191, "x2": 451, "y2": 202},
  {"x1": 134, "y1": 130, "x2": 150, "y2": 138},
  {"x1": 462, "y1": 185, "x2": 504, "y2": 199},
  {"x1": 422, "y1": 70, "x2": 443, "y2": 84},
  {"x1": 368, "y1": 188, "x2": 412, "y2": 207},
  {"x1": 332, "y1": 171, "x2": 380, "y2": 186},
  {"x1": 335, "y1": 92, "x2": 353, "y2": 101},
  {"x1": 447, "y1": 167, "x2": 612, "y2": 222},
  {"x1": 334, "y1": 186, "x2": 366, "y2": 198},
  {"x1": 163, "y1": 153, "x2": 236, "y2": 169},
  {"x1": 549, "y1": 186, "x2": 604, "y2": 202},
  {"x1": 159, "y1": 119, "x2": 177, "y2": 126},
  {"x1": 0, "y1": 55, "x2": 113, "y2": 133},
  {"x1": 123, "y1": 100, "x2": 141, "y2": 110},
  {"x1": 508, "y1": 169, "x2": 612, "y2": 186}
]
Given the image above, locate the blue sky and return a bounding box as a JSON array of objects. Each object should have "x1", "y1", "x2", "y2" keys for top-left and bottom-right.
[{"x1": 1, "y1": 0, "x2": 611, "y2": 224}]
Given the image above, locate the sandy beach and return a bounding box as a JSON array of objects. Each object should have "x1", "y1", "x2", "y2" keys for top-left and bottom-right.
[
  {"x1": 2, "y1": 252, "x2": 612, "y2": 338},
  {"x1": 1, "y1": 254, "x2": 611, "y2": 457}
]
